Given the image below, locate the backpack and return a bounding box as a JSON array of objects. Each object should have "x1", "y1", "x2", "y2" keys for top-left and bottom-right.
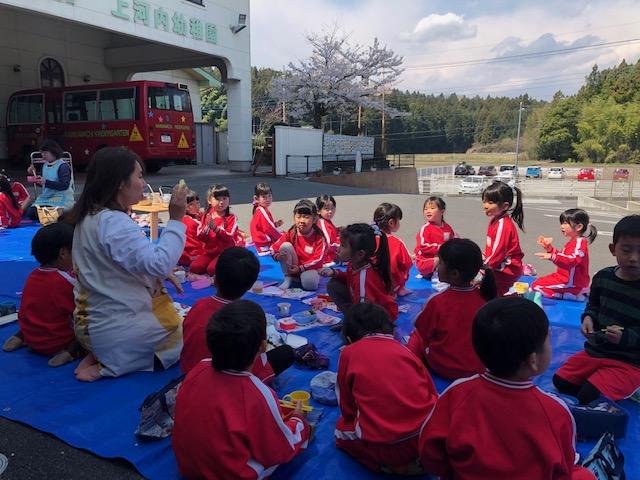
[
  {"x1": 135, "y1": 374, "x2": 185, "y2": 439},
  {"x1": 581, "y1": 432, "x2": 626, "y2": 480}
]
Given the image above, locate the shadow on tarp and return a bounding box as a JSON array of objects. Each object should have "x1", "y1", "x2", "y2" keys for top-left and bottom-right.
[{"x1": 0, "y1": 226, "x2": 637, "y2": 479}]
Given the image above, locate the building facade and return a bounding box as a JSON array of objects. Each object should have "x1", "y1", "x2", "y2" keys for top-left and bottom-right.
[{"x1": 0, "y1": 0, "x2": 251, "y2": 170}]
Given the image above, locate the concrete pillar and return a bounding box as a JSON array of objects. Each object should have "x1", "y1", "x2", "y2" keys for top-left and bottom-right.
[{"x1": 225, "y1": 70, "x2": 252, "y2": 172}]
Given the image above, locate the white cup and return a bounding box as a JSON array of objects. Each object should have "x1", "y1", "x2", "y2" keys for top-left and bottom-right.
[
  {"x1": 174, "y1": 270, "x2": 186, "y2": 283},
  {"x1": 162, "y1": 193, "x2": 171, "y2": 204}
]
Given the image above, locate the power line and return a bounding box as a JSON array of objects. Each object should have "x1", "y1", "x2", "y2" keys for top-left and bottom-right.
[{"x1": 405, "y1": 37, "x2": 640, "y2": 70}]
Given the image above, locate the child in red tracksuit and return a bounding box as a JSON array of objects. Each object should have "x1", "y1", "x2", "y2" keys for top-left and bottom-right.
[
  {"x1": 533, "y1": 208, "x2": 597, "y2": 301},
  {"x1": 316, "y1": 194, "x2": 340, "y2": 263},
  {"x1": 482, "y1": 181, "x2": 525, "y2": 296},
  {"x1": 191, "y1": 184, "x2": 241, "y2": 276},
  {"x1": 408, "y1": 238, "x2": 497, "y2": 380},
  {"x1": 250, "y1": 182, "x2": 283, "y2": 255},
  {"x1": 173, "y1": 300, "x2": 310, "y2": 480},
  {"x1": 414, "y1": 196, "x2": 455, "y2": 279},
  {"x1": 11, "y1": 178, "x2": 31, "y2": 210},
  {"x1": 419, "y1": 297, "x2": 595, "y2": 480},
  {"x1": 2, "y1": 223, "x2": 82, "y2": 367},
  {"x1": 180, "y1": 247, "x2": 294, "y2": 382},
  {"x1": 336, "y1": 302, "x2": 438, "y2": 474},
  {"x1": 321, "y1": 223, "x2": 398, "y2": 321},
  {"x1": 0, "y1": 174, "x2": 22, "y2": 228},
  {"x1": 373, "y1": 202, "x2": 413, "y2": 296},
  {"x1": 271, "y1": 199, "x2": 328, "y2": 291},
  {"x1": 179, "y1": 190, "x2": 205, "y2": 266}
]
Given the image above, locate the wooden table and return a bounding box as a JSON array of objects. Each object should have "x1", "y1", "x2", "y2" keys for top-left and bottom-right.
[{"x1": 131, "y1": 203, "x2": 169, "y2": 242}]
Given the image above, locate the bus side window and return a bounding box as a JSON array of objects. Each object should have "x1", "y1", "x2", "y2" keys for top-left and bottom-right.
[
  {"x1": 8, "y1": 95, "x2": 43, "y2": 124},
  {"x1": 64, "y1": 91, "x2": 97, "y2": 122}
]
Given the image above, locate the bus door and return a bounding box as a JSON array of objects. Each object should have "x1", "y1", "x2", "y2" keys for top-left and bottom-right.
[{"x1": 44, "y1": 91, "x2": 63, "y2": 147}]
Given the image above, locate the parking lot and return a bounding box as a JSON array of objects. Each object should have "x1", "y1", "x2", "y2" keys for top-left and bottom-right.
[{"x1": 419, "y1": 165, "x2": 640, "y2": 198}]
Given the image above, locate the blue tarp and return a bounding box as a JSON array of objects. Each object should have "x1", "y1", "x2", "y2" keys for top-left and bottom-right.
[{"x1": 0, "y1": 227, "x2": 637, "y2": 479}]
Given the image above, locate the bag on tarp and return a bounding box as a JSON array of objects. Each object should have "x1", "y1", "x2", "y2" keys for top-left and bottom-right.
[
  {"x1": 135, "y1": 374, "x2": 185, "y2": 439},
  {"x1": 581, "y1": 432, "x2": 625, "y2": 480}
]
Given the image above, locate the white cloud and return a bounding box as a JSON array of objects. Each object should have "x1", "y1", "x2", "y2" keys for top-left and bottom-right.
[
  {"x1": 250, "y1": 0, "x2": 640, "y2": 100},
  {"x1": 401, "y1": 13, "x2": 477, "y2": 43}
]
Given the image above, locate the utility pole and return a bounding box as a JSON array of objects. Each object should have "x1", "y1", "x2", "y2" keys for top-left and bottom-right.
[
  {"x1": 357, "y1": 105, "x2": 362, "y2": 135},
  {"x1": 514, "y1": 101, "x2": 524, "y2": 181},
  {"x1": 282, "y1": 101, "x2": 286, "y2": 123},
  {"x1": 381, "y1": 88, "x2": 386, "y2": 155}
]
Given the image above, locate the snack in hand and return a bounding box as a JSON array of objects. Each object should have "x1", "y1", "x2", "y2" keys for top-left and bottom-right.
[{"x1": 178, "y1": 179, "x2": 187, "y2": 190}]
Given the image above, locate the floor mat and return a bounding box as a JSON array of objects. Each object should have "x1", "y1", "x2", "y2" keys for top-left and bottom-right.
[{"x1": 0, "y1": 229, "x2": 636, "y2": 479}]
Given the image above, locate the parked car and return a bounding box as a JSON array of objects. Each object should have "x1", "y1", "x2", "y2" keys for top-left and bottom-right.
[
  {"x1": 577, "y1": 167, "x2": 595, "y2": 181},
  {"x1": 478, "y1": 165, "x2": 497, "y2": 176},
  {"x1": 497, "y1": 164, "x2": 516, "y2": 181},
  {"x1": 525, "y1": 166, "x2": 542, "y2": 178},
  {"x1": 454, "y1": 163, "x2": 475, "y2": 176},
  {"x1": 613, "y1": 168, "x2": 629, "y2": 181},
  {"x1": 547, "y1": 167, "x2": 565, "y2": 179},
  {"x1": 459, "y1": 175, "x2": 490, "y2": 195}
]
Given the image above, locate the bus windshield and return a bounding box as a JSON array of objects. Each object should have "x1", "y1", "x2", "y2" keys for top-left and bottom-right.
[{"x1": 147, "y1": 86, "x2": 192, "y2": 112}]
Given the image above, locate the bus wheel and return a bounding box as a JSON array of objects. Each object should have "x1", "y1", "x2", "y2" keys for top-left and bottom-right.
[{"x1": 145, "y1": 161, "x2": 162, "y2": 173}]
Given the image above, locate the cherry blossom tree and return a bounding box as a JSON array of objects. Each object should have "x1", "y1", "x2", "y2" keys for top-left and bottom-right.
[{"x1": 271, "y1": 29, "x2": 404, "y2": 129}]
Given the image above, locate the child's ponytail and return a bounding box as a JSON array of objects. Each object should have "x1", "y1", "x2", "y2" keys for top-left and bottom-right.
[
  {"x1": 479, "y1": 266, "x2": 497, "y2": 301},
  {"x1": 511, "y1": 185, "x2": 524, "y2": 231},
  {"x1": 585, "y1": 224, "x2": 598, "y2": 244},
  {"x1": 371, "y1": 224, "x2": 393, "y2": 293}
]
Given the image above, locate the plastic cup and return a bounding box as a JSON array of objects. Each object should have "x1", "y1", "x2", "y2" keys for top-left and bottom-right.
[
  {"x1": 277, "y1": 302, "x2": 291, "y2": 316},
  {"x1": 174, "y1": 270, "x2": 186, "y2": 283},
  {"x1": 162, "y1": 193, "x2": 171, "y2": 204},
  {"x1": 252, "y1": 280, "x2": 263, "y2": 294},
  {"x1": 514, "y1": 282, "x2": 529, "y2": 295},
  {"x1": 282, "y1": 390, "x2": 310, "y2": 407}
]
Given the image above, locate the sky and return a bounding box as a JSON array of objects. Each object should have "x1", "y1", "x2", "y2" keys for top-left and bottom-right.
[{"x1": 250, "y1": 0, "x2": 640, "y2": 100}]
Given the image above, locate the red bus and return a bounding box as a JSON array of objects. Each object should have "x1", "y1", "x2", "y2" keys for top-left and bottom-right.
[{"x1": 6, "y1": 80, "x2": 196, "y2": 172}]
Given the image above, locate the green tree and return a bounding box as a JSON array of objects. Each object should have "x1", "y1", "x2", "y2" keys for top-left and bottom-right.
[{"x1": 536, "y1": 97, "x2": 579, "y2": 161}]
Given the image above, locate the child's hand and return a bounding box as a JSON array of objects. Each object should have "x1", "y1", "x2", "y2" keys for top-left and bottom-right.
[
  {"x1": 534, "y1": 252, "x2": 552, "y2": 260},
  {"x1": 272, "y1": 252, "x2": 282, "y2": 261},
  {"x1": 604, "y1": 325, "x2": 624, "y2": 344},
  {"x1": 581, "y1": 315, "x2": 595, "y2": 339},
  {"x1": 287, "y1": 265, "x2": 301, "y2": 275},
  {"x1": 293, "y1": 399, "x2": 306, "y2": 418},
  {"x1": 27, "y1": 165, "x2": 36, "y2": 176},
  {"x1": 537, "y1": 235, "x2": 553, "y2": 250},
  {"x1": 167, "y1": 274, "x2": 184, "y2": 295},
  {"x1": 319, "y1": 268, "x2": 334, "y2": 277},
  {"x1": 275, "y1": 219, "x2": 284, "y2": 228}
]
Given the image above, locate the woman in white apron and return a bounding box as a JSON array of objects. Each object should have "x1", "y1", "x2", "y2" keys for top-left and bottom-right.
[
  {"x1": 26, "y1": 139, "x2": 74, "y2": 219},
  {"x1": 65, "y1": 147, "x2": 187, "y2": 381}
]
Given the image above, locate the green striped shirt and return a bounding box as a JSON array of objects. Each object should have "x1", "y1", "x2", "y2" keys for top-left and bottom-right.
[{"x1": 582, "y1": 266, "x2": 640, "y2": 366}]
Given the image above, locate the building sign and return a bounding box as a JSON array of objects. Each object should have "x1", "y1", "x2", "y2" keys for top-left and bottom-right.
[{"x1": 110, "y1": 0, "x2": 217, "y2": 44}]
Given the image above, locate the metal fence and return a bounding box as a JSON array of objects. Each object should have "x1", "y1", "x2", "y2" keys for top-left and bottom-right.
[
  {"x1": 418, "y1": 166, "x2": 640, "y2": 199},
  {"x1": 285, "y1": 153, "x2": 415, "y2": 176}
]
